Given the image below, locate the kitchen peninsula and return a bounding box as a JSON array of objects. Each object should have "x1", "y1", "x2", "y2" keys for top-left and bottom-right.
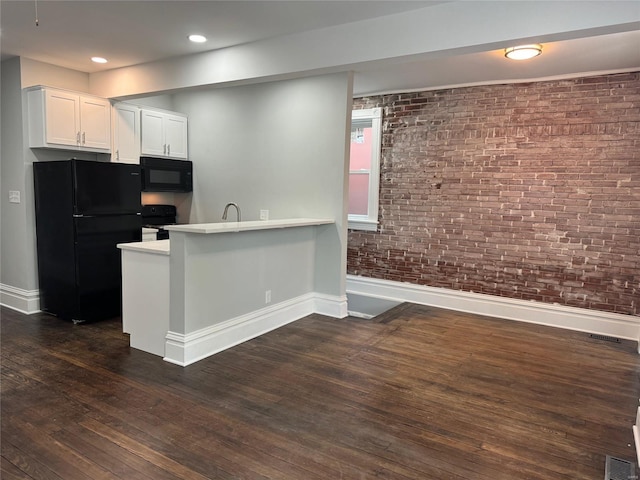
[{"x1": 118, "y1": 217, "x2": 342, "y2": 366}]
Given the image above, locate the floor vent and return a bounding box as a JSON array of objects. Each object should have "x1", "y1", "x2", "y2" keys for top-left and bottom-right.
[
  {"x1": 590, "y1": 334, "x2": 621, "y2": 343},
  {"x1": 604, "y1": 455, "x2": 636, "y2": 480}
]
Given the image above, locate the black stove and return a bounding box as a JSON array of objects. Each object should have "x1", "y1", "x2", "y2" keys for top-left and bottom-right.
[{"x1": 142, "y1": 204, "x2": 177, "y2": 240}]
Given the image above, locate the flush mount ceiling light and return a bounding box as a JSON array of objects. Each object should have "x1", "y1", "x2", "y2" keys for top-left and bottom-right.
[
  {"x1": 504, "y1": 44, "x2": 543, "y2": 60},
  {"x1": 91, "y1": 57, "x2": 108, "y2": 64},
  {"x1": 188, "y1": 34, "x2": 207, "y2": 43}
]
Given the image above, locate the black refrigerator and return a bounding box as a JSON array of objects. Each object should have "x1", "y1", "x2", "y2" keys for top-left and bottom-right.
[{"x1": 33, "y1": 159, "x2": 142, "y2": 322}]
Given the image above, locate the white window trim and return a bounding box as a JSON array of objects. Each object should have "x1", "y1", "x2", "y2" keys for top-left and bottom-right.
[{"x1": 348, "y1": 107, "x2": 381, "y2": 231}]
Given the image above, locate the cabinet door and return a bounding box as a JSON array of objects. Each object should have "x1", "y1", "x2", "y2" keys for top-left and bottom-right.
[
  {"x1": 79, "y1": 96, "x2": 111, "y2": 151},
  {"x1": 44, "y1": 89, "x2": 80, "y2": 147},
  {"x1": 164, "y1": 114, "x2": 188, "y2": 159},
  {"x1": 140, "y1": 110, "x2": 166, "y2": 156},
  {"x1": 112, "y1": 103, "x2": 140, "y2": 163}
]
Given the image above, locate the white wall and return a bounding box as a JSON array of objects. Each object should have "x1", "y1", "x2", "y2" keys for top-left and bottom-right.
[
  {"x1": 128, "y1": 95, "x2": 175, "y2": 111},
  {"x1": 1, "y1": 58, "x2": 33, "y2": 292},
  {"x1": 172, "y1": 227, "x2": 317, "y2": 334},
  {"x1": 1, "y1": 58, "x2": 102, "y2": 311},
  {"x1": 172, "y1": 72, "x2": 353, "y2": 295},
  {"x1": 20, "y1": 57, "x2": 89, "y2": 92},
  {"x1": 89, "y1": 1, "x2": 640, "y2": 98}
]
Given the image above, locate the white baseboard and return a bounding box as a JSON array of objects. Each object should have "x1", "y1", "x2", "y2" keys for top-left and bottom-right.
[
  {"x1": 634, "y1": 407, "x2": 640, "y2": 467},
  {"x1": 347, "y1": 275, "x2": 640, "y2": 341},
  {"x1": 164, "y1": 292, "x2": 345, "y2": 366},
  {"x1": 314, "y1": 293, "x2": 348, "y2": 318},
  {"x1": 0, "y1": 284, "x2": 40, "y2": 314}
]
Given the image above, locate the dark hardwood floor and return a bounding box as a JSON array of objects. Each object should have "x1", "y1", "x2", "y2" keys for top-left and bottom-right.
[{"x1": 2, "y1": 304, "x2": 639, "y2": 479}]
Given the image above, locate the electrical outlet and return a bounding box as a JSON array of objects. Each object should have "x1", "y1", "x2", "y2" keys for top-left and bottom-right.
[
  {"x1": 265, "y1": 290, "x2": 271, "y2": 304},
  {"x1": 260, "y1": 209, "x2": 269, "y2": 221},
  {"x1": 8, "y1": 191, "x2": 20, "y2": 204}
]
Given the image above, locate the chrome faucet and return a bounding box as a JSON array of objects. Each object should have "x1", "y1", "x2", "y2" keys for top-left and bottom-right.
[{"x1": 222, "y1": 202, "x2": 241, "y2": 222}]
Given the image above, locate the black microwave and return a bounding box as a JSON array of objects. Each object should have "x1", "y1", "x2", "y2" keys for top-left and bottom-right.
[{"x1": 140, "y1": 157, "x2": 192, "y2": 192}]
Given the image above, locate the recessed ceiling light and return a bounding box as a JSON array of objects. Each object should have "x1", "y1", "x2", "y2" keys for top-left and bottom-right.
[
  {"x1": 188, "y1": 34, "x2": 207, "y2": 43},
  {"x1": 91, "y1": 57, "x2": 108, "y2": 64},
  {"x1": 504, "y1": 44, "x2": 543, "y2": 60}
]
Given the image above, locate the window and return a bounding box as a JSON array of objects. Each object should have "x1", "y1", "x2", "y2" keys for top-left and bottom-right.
[{"x1": 348, "y1": 107, "x2": 381, "y2": 231}]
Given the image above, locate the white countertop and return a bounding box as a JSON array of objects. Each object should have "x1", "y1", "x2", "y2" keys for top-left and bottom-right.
[
  {"x1": 164, "y1": 217, "x2": 334, "y2": 234},
  {"x1": 117, "y1": 219, "x2": 334, "y2": 255},
  {"x1": 117, "y1": 239, "x2": 170, "y2": 255}
]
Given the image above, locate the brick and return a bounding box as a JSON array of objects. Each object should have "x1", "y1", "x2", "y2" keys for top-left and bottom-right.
[{"x1": 348, "y1": 72, "x2": 640, "y2": 316}]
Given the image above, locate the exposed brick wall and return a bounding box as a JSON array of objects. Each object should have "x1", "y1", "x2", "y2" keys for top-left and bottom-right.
[{"x1": 348, "y1": 72, "x2": 640, "y2": 316}]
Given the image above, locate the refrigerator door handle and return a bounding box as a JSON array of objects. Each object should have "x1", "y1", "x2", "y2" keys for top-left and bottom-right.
[{"x1": 74, "y1": 214, "x2": 141, "y2": 217}]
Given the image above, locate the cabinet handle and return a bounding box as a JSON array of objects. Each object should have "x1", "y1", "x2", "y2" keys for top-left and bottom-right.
[
  {"x1": 163, "y1": 144, "x2": 167, "y2": 155},
  {"x1": 116, "y1": 150, "x2": 120, "y2": 160},
  {"x1": 167, "y1": 144, "x2": 171, "y2": 156},
  {"x1": 76, "y1": 132, "x2": 80, "y2": 144},
  {"x1": 82, "y1": 132, "x2": 86, "y2": 145}
]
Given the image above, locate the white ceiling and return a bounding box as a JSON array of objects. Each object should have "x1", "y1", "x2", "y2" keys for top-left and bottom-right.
[
  {"x1": 0, "y1": 1, "x2": 444, "y2": 70},
  {"x1": 1, "y1": 0, "x2": 639, "y2": 96}
]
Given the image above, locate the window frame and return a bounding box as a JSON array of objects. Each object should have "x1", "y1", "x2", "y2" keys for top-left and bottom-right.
[{"x1": 348, "y1": 107, "x2": 382, "y2": 231}]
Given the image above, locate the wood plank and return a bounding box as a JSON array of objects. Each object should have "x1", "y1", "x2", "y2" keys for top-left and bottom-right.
[
  {"x1": 1, "y1": 442, "x2": 60, "y2": 480},
  {"x1": 2, "y1": 304, "x2": 638, "y2": 479}
]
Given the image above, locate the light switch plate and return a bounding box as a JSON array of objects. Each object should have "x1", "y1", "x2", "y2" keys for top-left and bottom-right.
[{"x1": 9, "y1": 190, "x2": 20, "y2": 204}]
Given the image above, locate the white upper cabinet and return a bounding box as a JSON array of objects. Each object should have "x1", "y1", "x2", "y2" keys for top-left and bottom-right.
[
  {"x1": 140, "y1": 109, "x2": 188, "y2": 159},
  {"x1": 27, "y1": 86, "x2": 111, "y2": 153},
  {"x1": 112, "y1": 103, "x2": 141, "y2": 163},
  {"x1": 140, "y1": 110, "x2": 165, "y2": 157},
  {"x1": 80, "y1": 96, "x2": 111, "y2": 150},
  {"x1": 163, "y1": 113, "x2": 188, "y2": 159},
  {"x1": 42, "y1": 89, "x2": 79, "y2": 147}
]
